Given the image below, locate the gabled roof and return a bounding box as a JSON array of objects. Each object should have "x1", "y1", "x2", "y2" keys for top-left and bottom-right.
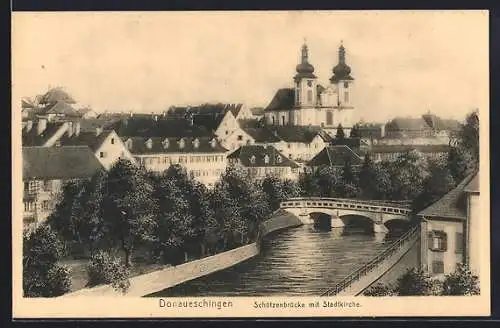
[
  {"x1": 123, "y1": 136, "x2": 227, "y2": 155},
  {"x1": 23, "y1": 146, "x2": 104, "y2": 180},
  {"x1": 58, "y1": 130, "x2": 114, "y2": 152},
  {"x1": 107, "y1": 117, "x2": 215, "y2": 138},
  {"x1": 418, "y1": 171, "x2": 478, "y2": 220},
  {"x1": 22, "y1": 121, "x2": 67, "y2": 146},
  {"x1": 42, "y1": 101, "x2": 80, "y2": 116},
  {"x1": 265, "y1": 88, "x2": 296, "y2": 112},
  {"x1": 386, "y1": 117, "x2": 432, "y2": 131},
  {"x1": 308, "y1": 145, "x2": 363, "y2": 167},
  {"x1": 227, "y1": 145, "x2": 299, "y2": 168},
  {"x1": 272, "y1": 125, "x2": 330, "y2": 143}
]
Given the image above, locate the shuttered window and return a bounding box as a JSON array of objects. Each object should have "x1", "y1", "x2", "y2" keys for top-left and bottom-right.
[{"x1": 428, "y1": 230, "x2": 447, "y2": 252}]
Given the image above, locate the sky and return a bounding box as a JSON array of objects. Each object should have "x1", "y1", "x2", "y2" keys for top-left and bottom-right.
[{"x1": 12, "y1": 11, "x2": 488, "y2": 123}]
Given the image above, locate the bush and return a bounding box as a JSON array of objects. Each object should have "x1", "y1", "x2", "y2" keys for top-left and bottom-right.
[
  {"x1": 396, "y1": 267, "x2": 432, "y2": 296},
  {"x1": 23, "y1": 224, "x2": 72, "y2": 297},
  {"x1": 86, "y1": 251, "x2": 131, "y2": 293},
  {"x1": 442, "y1": 263, "x2": 480, "y2": 296},
  {"x1": 363, "y1": 283, "x2": 395, "y2": 296}
]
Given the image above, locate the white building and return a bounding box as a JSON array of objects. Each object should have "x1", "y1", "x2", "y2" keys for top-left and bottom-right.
[
  {"x1": 124, "y1": 136, "x2": 228, "y2": 188},
  {"x1": 264, "y1": 41, "x2": 355, "y2": 136}
]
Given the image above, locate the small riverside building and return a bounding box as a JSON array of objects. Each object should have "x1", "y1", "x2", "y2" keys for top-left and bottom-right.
[
  {"x1": 417, "y1": 170, "x2": 480, "y2": 279},
  {"x1": 227, "y1": 144, "x2": 300, "y2": 181}
]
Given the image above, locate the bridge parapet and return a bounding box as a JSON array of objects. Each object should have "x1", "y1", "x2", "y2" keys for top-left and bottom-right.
[{"x1": 280, "y1": 197, "x2": 412, "y2": 216}]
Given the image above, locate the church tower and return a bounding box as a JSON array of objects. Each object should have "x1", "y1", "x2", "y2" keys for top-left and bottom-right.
[
  {"x1": 293, "y1": 42, "x2": 318, "y2": 126},
  {"x1": 330, "y1": 41, "x2": 355, "y2": 132}
]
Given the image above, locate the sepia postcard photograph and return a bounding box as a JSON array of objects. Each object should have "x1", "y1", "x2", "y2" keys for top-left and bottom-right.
[{"x1": 12, "y1": 10, "x2": 490, "y2": 318}]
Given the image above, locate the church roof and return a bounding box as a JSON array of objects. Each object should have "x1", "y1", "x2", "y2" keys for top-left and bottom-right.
[{"x1": 265, "y1": 88, "x2": 296, "y2": 112}]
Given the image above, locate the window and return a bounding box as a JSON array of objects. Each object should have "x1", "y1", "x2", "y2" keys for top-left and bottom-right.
[
  {"x1": 428, "y1": 230, "x2": 447, "y2": 252},
  {"x1": 225, "y1": 130, "x2": 229, "y2": 135},
  {"x1": 344, "y1": 82, "x2": 349, "y2": 88},
  {"x1": 28, "y1": 181, "x2": 38, "y2": 194},
  {"x1": 326, "y1": 111, "x2": 333, "y2": 125},
  {"x1": 100, "y1": 151, "x2": 106, "y2": 158},
  {"x1": 178, "y1": 139, "x2": 185, "y2": 149},
  {"x1": 287, "y1": 144, "x2": 291, "y2": 149},
  {"x1": 264, "y1": 155, "x2": 269, "y2": 164},
  {"x1": 455, "y1": 232, "x2": 464, "y2": 254},
  {"x1": 276, "y1": 155, "x2": 282, "y2": 163},
  {"x1": 344, "y1": 91, "x2": 349, "y2": 103},
  {"x1": 292, "y1": 168, "x2": 298, "y2": 173},
  {"x1": 42, "y1": 200, "x2": 50, "y2": 211},
  {"x1": 307, "y1": 80, "x2": 313, "y2": 87},
  {"x1": 237, "y1": 135, "x2": 243, "y2": 141},
  {"x1": 307, "y1": 90, "x2": 313, "y2": 103},
  {"x1": 193, "y1": 138, "x2": 200, "y2": 149},
  {"x1": 250, "y1": 155, "x2": 256, "y2": 164},
  {"x1": 432, "y1": 260, "x2": 444, "y2": 274},
  {"x1": 111, "y1": 138, "x2": 115, "y2": 144},
  {"x1": 281, "y1": 116, "x2": 285, "y2": 125},
  {"x1": 43, "y1": 180, "x2": 52, "y2": 192}
]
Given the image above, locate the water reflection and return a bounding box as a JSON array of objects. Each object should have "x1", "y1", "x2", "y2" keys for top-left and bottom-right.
[{"x1": 149, "y1": 224, "x2": 400, "y2": 297}]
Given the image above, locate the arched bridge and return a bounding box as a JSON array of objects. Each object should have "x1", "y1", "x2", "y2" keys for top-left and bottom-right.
[{"x1": 280, "y1": 197, "x2": 413, "y2": 233}]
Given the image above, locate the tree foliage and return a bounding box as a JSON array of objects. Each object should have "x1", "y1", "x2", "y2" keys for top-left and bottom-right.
[
  {"x1": 396, "y1": 267, "x2": 432, "y2": 296},
  {"x1": 23, "y1": 224, "x2": 71, "y2": 297},
  {"x1": 335, "y1": 124, "x2": 345, "y2": 139},
  {"x1": 86, "y1": 250, "x2": 131, "y2": 293},
  {"x1": 442, "y1": 263, "x2": 480, "y2": 296}
]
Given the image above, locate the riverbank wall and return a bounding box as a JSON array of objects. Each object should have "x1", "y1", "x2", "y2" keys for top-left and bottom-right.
[{"x1": 60, "y1": 212, "x2": 303, "y2": 297}]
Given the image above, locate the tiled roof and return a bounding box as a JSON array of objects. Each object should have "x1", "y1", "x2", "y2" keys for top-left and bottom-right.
[
  {"x1": 58, "y1": 130, "x2": 113, "y2": 152},
  {"x1": 78, "y1": 118, "x2": 119, "y2": 133},
  {"x1": 22, "y1": 121, "x2": 67, "y2": 146},
  {"x1": 386, "y1": 117, "x2": 432, "y2": 131},
  {"x1": 463, "y1": 171, "x2": 479, "y2": 193},
  {"x1": 23, "y1": 146, "x2": 104, "y2": 180},
  {"x1": 165, "y1": 103, "x2": 241, "y2": 131},
  {"x1": 358, "y1": 124, "x2": 383, "y2": 139},
  {"x1": 107, "y1": 117, "x2": 215, "y2": 138},
  {"x1": 422, "y1": 113, "x2": 462, "y2": 132},
  {"x1": 418, "y1": 171, "x2": 478, "y2": 220},
  {"x1": 42, "y1": 101, "x2": 80, "y2": 116},
  {"x1": 228, "y1": 145, "x2": 299, "y2": 168},
  {"x1": 123, "y1": 136, "x2": 227, "y2": 155},
  {"x1": 370, "y1": 144, "x2": 450, "y2": 154},
  {"x1": 308, "y1": 145, "x2": 363, "y2": 167},
  {"x1": 250, "y1": 107, "x2": 265, "y2": 116},
  {"x1": 238, "y1": 121, "x2": 330, "y2": 144},
  {"x1": 265, "y1": 88, "x2": 296, "y2": 112}
]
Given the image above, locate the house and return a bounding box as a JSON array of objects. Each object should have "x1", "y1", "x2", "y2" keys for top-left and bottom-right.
[
  {"x1": 124, "y1": 136, "x2": 228, "y2": 188},
  {"x1": 384, "y1": 117, "x2": 434, "y2": 139},
  {"x1": 58, "y1": 123, "x2": 137, "y2": 170},
  {"x1": 22, "y1": 146, "x2": 105, "y2": 227},
  {"x1": 231, "y1": 120, "x2": 331, "y2": 162},
  {"x1": 418, "y1": 170, "x2": 481, "y2": 279},
  {"x1": 307, "y1": 145, "x2": 363, "y2": 172},
  {"x1": 76, "y1": 107, "x2": 99, "y2": 119},
  {"x1": 369, "y1": 144, "x2": 450, "y2": 162},
  {"x1": 227, "y1": 145, "x2": 300, "y2": 181}
]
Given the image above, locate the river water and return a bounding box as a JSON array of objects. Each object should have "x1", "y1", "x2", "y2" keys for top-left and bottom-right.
[{"x1": 149, "y1": 224, "x2": 402, "y2": 297}]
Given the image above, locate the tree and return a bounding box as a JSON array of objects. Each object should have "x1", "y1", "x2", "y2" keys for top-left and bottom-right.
[
  {"x1": 340, "y1": 156, "x2": 359, "y2": 198},
  {"x1": 335, "y1": 124, "x2": 345, "y2": 140},
  {"x1": 102, "y1": 159, "x2": 159, "y2": 267},
  {"x1": 395, "y1": 267, "x2": 432, "y2": 296},
  {"x1": 86, "y1": 250, "x2": 131, "y2": 293},
  {"x1": 317, "y1": 166, "x2": 342, "y2": 197},
  {"x1": 262, "y1": 175, "x2": 287, "y2": 211},
  {"x1": 358, "y1": 153, "x2": 378, "y2": 199},
  {"x1": 349, "y1": 124, "x2": 361, "y2": 139},
  {"x1": 447, "y1": 146, "x2": 472, "y2": 183},
  {"x1": 390, "y1": 150, "x2": 430, "y2": 200},
  {"x1": 23, "y1": 224, "x2": 71, "y2": 297},
  {"x1": 298, "y1": 170, "x2": 321, "y2": 197},
  {"x1": 456, "y1": 110, "x2": 479, "y2": 165},
  {"x1": 413, "y1": 159, "x2": 456, "y2": 212},
  {"x1": 442, "y1": 263, "x2": 480, "y2": 295}
]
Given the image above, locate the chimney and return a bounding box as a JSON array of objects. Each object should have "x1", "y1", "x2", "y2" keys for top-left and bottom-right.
[
  {"x1": 380, "y1": 124, "x2": 386, "y2": 138},
  {"x1": 129, "y1": 111, "x2": 134, "y2": 118},
  {"x1": 37, "y1": 118, "x2": 47, "y2": 135},
  {"x1": 67, "y1": 121, "x2": 74, "y2": 137},
  {"x1": 96, "y1": 126, "x2": 103, "y2": 136},
  {"x1": 74, "y1": 121, "x2": 81, "y2": 136},
  {"x1": 26, "y1": 120, "x2": 33, "y2": 132}
]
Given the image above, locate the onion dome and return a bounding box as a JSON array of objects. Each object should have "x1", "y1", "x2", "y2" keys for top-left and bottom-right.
[
  {"x1": 294, "y1": 43, "x2": 317, "y2": 82},
  {"x1": 330, "y1": 41, "x2": 354, "y2": 83}
]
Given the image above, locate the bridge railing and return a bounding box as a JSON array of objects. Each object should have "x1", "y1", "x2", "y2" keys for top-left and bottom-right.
[
  {"x1": 280, "y1": 197, "x2": 412, "y2": 215},
  {"x1": 321, "y1": 224, "x2": 421, "y2": 296}
]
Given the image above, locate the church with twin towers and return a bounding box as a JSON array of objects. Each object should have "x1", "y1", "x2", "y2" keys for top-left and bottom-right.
[{"x1": 264, "y1": 41, "x2": 355, "y2": 136}]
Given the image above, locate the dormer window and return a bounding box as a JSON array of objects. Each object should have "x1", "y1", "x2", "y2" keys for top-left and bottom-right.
[
  {"x1": 178, "y1": 138, "x2": 185, "y2": 149},
  {"x1": 162, "y1": 138, "x2": 169, "y2": 149},
  {"x1": 145, "y1": 138, "x2": 153, "y2": 149},
  {"x1": 210, "y1": 139, "x2": 217, "y2": 148},
  {"x1": 193, "y1": 138, "x2": 200, "y2": 149},
  {"x1": 276, "y1": 155, "x2": 282, "y2": 163},
  {"x1": 250, "y1": 155, "x2": 256, "y2": 164},
  {"x1": 264, "y1": 155, "x2": 269, "y2": 164},
  {"x1": 126, "y1": 139, "x2": 133, "y2": 150}
]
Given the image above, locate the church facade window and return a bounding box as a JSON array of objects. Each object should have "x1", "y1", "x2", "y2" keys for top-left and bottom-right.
[
  {"x1": 344, "y1": 91, "x2": 349, "y2": 103},
  {"x1": 326, "y1": 111, "x2": 333, "y2": 126},
  {"x1": 307, "y1": 90, "x2": 313, "y2": 103}
]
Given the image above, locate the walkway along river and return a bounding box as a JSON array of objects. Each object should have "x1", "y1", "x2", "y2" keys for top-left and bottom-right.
[{"x1": 148, "y1": 219, "x2": 404, "y2": 297}]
